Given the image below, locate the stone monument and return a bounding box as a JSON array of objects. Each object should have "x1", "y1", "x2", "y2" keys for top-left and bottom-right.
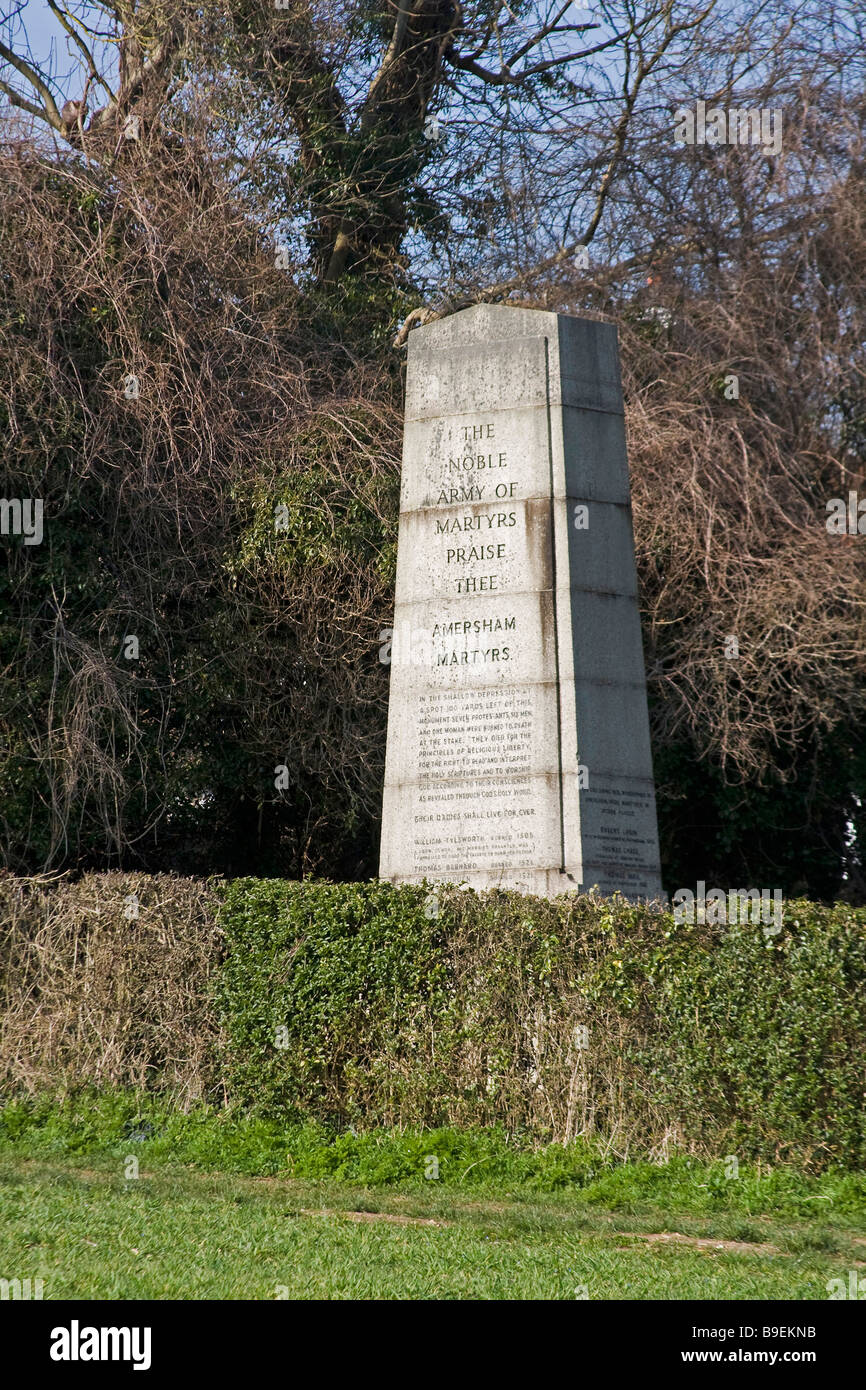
[{"x1": 379, "y1": 304, "x2": 662, "y2": 899}]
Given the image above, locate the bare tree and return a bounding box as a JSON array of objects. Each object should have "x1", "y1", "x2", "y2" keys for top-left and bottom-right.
[{"x1": 2, "y1": 0, "x2": 865, "y2": 892}]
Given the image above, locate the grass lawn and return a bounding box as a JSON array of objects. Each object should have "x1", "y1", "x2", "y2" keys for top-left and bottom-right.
[{"x1": 1, "y1": 1151, "x2": 864, "y2": 1300}]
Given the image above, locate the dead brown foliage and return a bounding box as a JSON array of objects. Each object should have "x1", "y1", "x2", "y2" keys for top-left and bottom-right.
[{"x1": 0, "y1": 872, "x2": 222, "y2": 1105}]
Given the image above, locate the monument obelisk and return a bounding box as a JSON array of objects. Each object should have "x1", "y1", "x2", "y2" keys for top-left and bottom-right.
[{"x1": 379, "y1": 304, "x2": 662, "y2": 899}]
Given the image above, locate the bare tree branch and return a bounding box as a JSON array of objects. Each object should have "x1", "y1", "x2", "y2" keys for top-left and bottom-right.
[{"x1": 0, "y1": 37, "x2": 63, "y2": 129}]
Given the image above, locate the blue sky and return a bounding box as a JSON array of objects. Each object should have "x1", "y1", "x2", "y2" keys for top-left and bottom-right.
[
  {"x1": 6, "y1": 1, "x2": 602, "y2": 109},
  {"x1": 2, "y1": 0, "x2": 118, "y2": 104}
]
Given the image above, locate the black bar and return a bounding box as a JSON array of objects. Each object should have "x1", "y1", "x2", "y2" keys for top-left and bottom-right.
[{"x1": 6, "y1": 1299, "x2": 859, "y2": 1377}]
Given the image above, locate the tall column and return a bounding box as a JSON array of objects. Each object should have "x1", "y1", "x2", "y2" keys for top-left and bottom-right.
[{"x1": 380, "y1": 304, "x2": 662, "y2": 899}]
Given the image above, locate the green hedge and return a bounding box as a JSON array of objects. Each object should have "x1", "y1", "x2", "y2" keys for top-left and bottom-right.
[
  {"x1": 2, "y1": 875, "x2": 865, "y2": 1168},
  {"x1": 213, "y1": 880, "x2": 866, "y2": 1169},
  {"x1": 213, "y1": 879, "x2": 452, "y2": 1126}
]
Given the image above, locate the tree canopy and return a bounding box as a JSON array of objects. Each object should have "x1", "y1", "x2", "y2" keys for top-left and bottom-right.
[{"x1": 1, "y1": 0, "x2": 865, "y2": 897}]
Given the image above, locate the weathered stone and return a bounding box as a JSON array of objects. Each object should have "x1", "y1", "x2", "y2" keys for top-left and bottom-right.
[{"x1": 380, "y1": 304, "x2": 662, "y2": 899}]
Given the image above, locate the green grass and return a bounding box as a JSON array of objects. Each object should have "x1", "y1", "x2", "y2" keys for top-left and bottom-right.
[
  {"x1": 2, "y1": 1155, "x2": 865, "y2": 1299},
  {"x1": 0, "y1": 1093, "x2": 863, "y2": 1299}
]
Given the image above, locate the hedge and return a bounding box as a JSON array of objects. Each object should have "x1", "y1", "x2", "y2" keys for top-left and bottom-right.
[{"x1": 1, "y1": 873, "x2": 864, "y2": 1168}]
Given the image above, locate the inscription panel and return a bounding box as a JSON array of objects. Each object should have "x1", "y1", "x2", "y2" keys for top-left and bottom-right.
[
  {"x1": 399, "y1": 406, "x2": 552, "y2": 513},
  {"x1": 382, "y1": 343, "x2": 562, "y2": 885}
]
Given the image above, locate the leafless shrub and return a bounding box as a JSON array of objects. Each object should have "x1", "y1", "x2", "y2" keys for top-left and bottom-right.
[{"x1": 0, "y1": 872, "x2": 222, "y2": 1106}]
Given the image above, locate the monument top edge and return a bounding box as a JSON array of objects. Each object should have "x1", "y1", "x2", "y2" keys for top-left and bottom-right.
[{"x1": 408, "y1": 302, "x2": 616, "y2": 351}]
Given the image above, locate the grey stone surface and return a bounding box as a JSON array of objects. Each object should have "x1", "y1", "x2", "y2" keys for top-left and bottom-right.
[{"x1": 380, "y1": 304, "x2": 663, "y2": 899}]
